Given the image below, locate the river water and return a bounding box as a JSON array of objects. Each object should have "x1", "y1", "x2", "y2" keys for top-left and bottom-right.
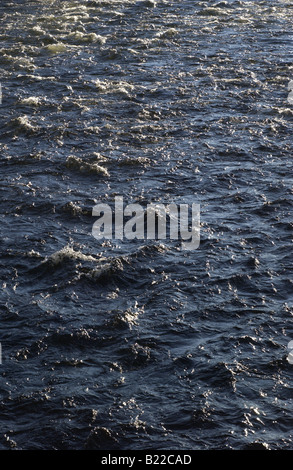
[{"x1": 0, "y1": 0, "x2": 293, "y2": 450}]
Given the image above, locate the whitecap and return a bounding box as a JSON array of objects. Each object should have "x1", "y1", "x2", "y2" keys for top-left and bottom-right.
[
  {"x1": 19, "y1": 96, "x2": 42, "y2": 106},
  {"x1": 46, "y1": 43, "x2": 67, "y2": 54},
  {"x1": 155, "y1": 28, "x2": 178, "y2": 39},
  {"x1": 68, "y1": 31, "x2": 107, "y2": 44},
  {"x1": 66, "y1": 155, "x2": 109, "y2": 177},
  {"x1": 43, "y1": 246, "x2": 99, "y2": 266},
  {"x1": 10, "y1": 115, "x2": 36, "y2": 132},
  {"x1": 94, "y1": 78, "x2": 135, "y2": 97}
]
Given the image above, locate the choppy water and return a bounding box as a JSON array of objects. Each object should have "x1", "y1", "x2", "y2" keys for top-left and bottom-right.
[{"x1": 0, "y1": 0, "x2": 293, "y2": 450}]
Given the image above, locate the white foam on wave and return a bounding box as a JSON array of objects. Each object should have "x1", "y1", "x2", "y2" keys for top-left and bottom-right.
[
  {"x1": 122, "y1": 302, "x2": 144, "y2": 328},
  {"x1": 199, "y1": 6, "x2": 229, "y2": 16},
  {"x1": 155, "y1": 28, "x2": 178, "y2": 39},
  {"x1": 30, "y1": 25, "x2": 46, "y2": 35},
  {"x1": 62, "y1": 201, "x2": 83, "y2": 216},
  {"x1": 19, "y1": 96, "x2": 43, "y2": 106},
  {"x1": 68, "y1": 31, "x2": 107, "y2": 44},
  {"x1": 41, "y1": 246, "x2": 114, "y2": 283},
  {"x1": 2, "y1": 54, "x2": 35, "y2": 70},
  {"x1": 46, "y1": 43, "x2": 68, "y2": 54},
  {"x1": 18, "y1": 74, "x2": 56, "y2": 82},
  {"x1": 43, "y1": 246, "x2": 99, "y2": 266},
  {"x1": 94, "y1": 78, "x2": 135, "y2": 96},
  {"x1": 11, "y1": 115, "x2": 37, "y2": 132},
  {"x1": 66, "y1": 155, "x2": 109, "y2": 177},
  {"x1": 84, "y1": 264, "x2": 112, "y2": 280},
  {"x1": 26, "y1": 250, "x2": 42, "y2": 258}
]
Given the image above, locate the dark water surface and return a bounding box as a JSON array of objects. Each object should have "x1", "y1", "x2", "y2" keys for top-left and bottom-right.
[{"x1": 0, "y1": 0, "x2": 293, "y2": 450}]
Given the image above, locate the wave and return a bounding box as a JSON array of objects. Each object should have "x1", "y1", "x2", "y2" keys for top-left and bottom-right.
[
  {"x1": 42, "y1": 246, "x2": 100, "y2": 266},
  {"x1": 65, "y1": 155, "x2": 109, "y2": 177},
  {"x1": 67, "y1": 31, "x2": 107, "y2": 44},
  {"x1": 19, "y1": 96, "x2": 43, "y2": 107},
  {"x1": 94, "y1": 78, "x2": 135, "y2": 97},
  {"x1": 8, "y1": 115, "x2": 38, "y2": 134}
]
